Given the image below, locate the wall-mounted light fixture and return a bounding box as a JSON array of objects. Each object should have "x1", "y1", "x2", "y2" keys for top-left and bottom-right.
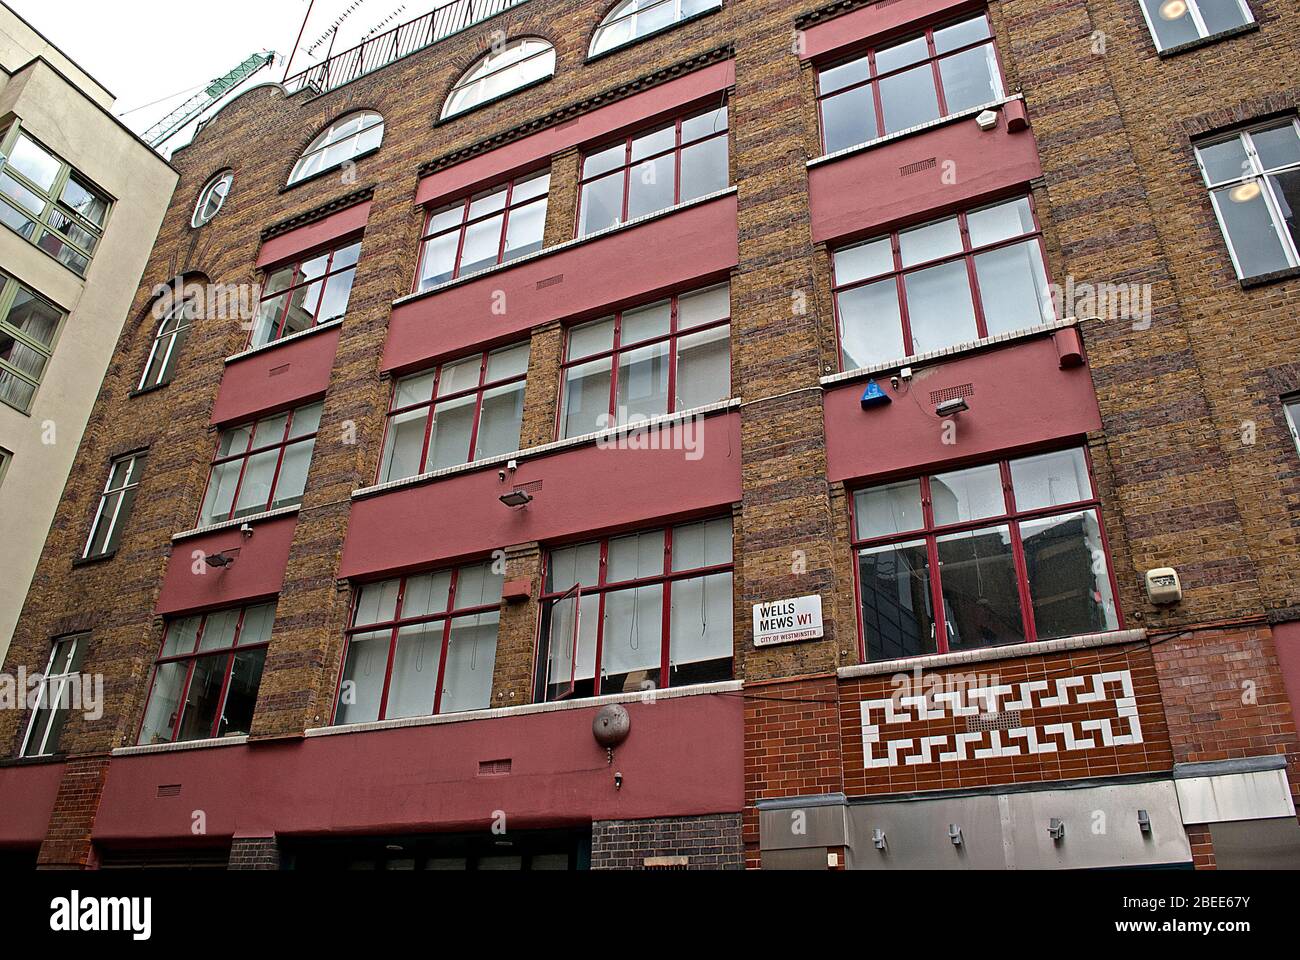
[
  {"x1": 948, "y1": 824, "x2": 963, "y2": 846},
  {"x1": 936, "y1": 397, "x2": 969, "y2": 417},
  {"x1": 1137, "y1": 809, "x2": 1152, "y2": 834},
  {"x1": 499, "y1": 489, "x2": 533, "y2": 508},
  {"x1": 1048, "y1": 818, "x2": 1065, "y2": 842},
  {"x1": 872, "y1": 828, "x2": 887, "y2": 850}
]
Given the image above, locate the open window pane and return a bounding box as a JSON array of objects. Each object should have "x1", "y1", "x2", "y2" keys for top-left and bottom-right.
[
  {"x1": 138, "y1": 661, "x2": 187, "y2": 745},
  {"x1": 218, "y1": 648, "x2": 266, "y2": 737},
  {"x1": 1020, "y1": 510, "x2": 1119, "y2": 640}
]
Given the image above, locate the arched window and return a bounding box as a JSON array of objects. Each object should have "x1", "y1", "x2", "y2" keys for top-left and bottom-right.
[
  {"x1": 288, "y1": 111, "x2": 384, "y2": 186},
  {"x1": 589, "y1": 0, "x2": 721, "y2": 57},
  {"x1": 441, "y1": 39, "x2": 556, "y2": 120},
  {"x1": 139, "y1": 289, "x2": 200, "y2": 391},
  {"x1": 192, "y1": 170, "x2": 232, "y2": 227}
]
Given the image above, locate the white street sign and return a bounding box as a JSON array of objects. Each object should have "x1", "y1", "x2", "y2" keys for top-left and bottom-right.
[{"x1": 753, "y1": 595, "x2": 824, "y2": 647}]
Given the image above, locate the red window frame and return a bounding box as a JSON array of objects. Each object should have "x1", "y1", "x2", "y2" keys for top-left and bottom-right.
[
  {"x1": 574, "y1": 102, "x2": 729, "y2": 237},
  {"x1": 197, "y1": 402, "x2": 321, "y2": 525},
  {"x1": 849, "y1": 446, "x2": 1124, "y2": 661},
  {"x1": 815, "y1": 11, "x2": 1005, "y2": 153},
  {"x1": 249, "y1": 238, "x2": 360, "y2": 348},
  {"x1": 136, "y1": 603, "x2": 274, "y2": 745},
  {"x1": 830, "y1": 194, "x2": 1052, "y2": 369},
  {"x1": 376, "y1": 343, "x2": 529, "y2": 483},
  {"x1": 555, "y1": 285, "x2": 732, "y2": 439},
  {"x1": 413, "y1": 170, "x2": 550, "y2": 291},
  {"x1": 334, "y1": 561, "x2": 502, "y2": 723},
  {"x1": 535, "y1": 518, "x2": 735, "y2": 701}
]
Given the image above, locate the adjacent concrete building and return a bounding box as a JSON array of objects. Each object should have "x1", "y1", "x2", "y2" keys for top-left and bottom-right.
[
  {"x1": 0, "y1": 2, "x2": 177, "y2": 662},
  {"x1": 0, "y1": 0, "x2": 1297, "y2": 870}
]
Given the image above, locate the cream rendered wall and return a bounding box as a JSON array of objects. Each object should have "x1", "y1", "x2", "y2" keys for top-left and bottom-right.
[
  {"x1": 0, "y1": 1, "x2": 113, "y2": 107},
  {"x1": 0, "y1": 48, "x2": 177, "y2": 663}
]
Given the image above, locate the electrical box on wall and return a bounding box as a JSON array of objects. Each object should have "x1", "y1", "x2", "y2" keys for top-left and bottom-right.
[{"x1": 1145, "y1": 567, "x2": 1182, "y2": 605}]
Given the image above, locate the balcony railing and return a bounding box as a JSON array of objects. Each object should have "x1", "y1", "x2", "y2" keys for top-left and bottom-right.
[{"x1": 284, "y1": 0, "x2": 533, "y2": 95}]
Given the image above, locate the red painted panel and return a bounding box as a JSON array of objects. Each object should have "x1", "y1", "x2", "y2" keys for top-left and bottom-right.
[
  {"x1": 256, "y1": 201, "x2": 371, "y2": 268},
  {"x1": 1274, "y1": 621, "x2": 1300, "y2": 732},
  {"x1": 211, "y1": 325, "x2": 338, "y2": 426},
  {"x1": 155, "y1": 514, "x2": 298, "y2": 616},
  {"x1": 414, "y1": 60, "x2": 736, "y2": 206},
  {"x1": 0, "y1": 761, "x2": 63, "y2": 846},
  {"x1": 809, "y1": 111, "x2": 1042, "y2": 245},
  {"x1": 91, "y1": 693, "x2": 743, "y2": 841},
  {"x1": 799, "y1": 0, "x2": 976, "y2": 60},
  {"x1": 824, "y1": 333, "x2": 1102, "y2": 484},
  {"x1": 384, "y1": 192, "x2": 738, "y2": 373},
  {"x1": 340, "y1": 412, "x2": 741, "y2": 580}
]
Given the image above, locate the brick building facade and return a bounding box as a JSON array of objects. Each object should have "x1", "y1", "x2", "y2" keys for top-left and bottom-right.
[{"x1": 1, "y1": 0, "x2": 1298, "y2": 870}]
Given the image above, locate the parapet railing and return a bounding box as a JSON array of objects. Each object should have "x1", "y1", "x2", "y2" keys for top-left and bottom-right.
[{"x1": 283, "y1": 0, "x2": 531, "y2": 95}]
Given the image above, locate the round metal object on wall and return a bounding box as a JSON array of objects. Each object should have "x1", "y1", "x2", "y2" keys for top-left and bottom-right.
[{"x1": 592, "y1": 704, "x2": 631, "y2": 748}]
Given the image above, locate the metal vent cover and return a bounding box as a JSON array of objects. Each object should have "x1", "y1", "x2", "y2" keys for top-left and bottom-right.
[{"x1": 966, "y1": 711, "x2": 1023, "y2": 733}]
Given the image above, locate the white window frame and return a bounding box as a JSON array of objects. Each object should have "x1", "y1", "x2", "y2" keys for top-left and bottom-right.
[
  {"x1": 83, "y1": 452, "x2": 145, "y2": 559},
  {"x1": 1285, "y1": 398, "x2": 1300, "y2": 458},
  {"x1": 191, "y1": 170, "x2": 232, "y2": 227},
  {"x1": 1194, "y1": 119, "x2": 1300, "y2": 280},
  {"x1": 19, "y1": 634, "x2": 87, "y2": 758},
  {"x1": 589, "y1": 0, "x2": 722, "y2": 57},
  {"x1": 138, "y1": 293, "x2": 197, "y2": 391},
  {"x1": 441, "y1": 39, "x2": 556, "y2": 120},
  {"x1": 288, "y1": 112, "x2": 384, "y2": 186},
  {"x1": 1137, "y1": 0, "x2": 1254, "y2": 52}
]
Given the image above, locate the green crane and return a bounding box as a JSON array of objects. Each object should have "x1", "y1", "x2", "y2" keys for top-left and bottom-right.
[{"x1": 143, "y1": 51, "x2": 277, "y2": 150}]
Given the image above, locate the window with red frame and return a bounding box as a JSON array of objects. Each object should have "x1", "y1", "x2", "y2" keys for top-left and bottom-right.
[
  {"x1": 576, "y1": 103, "x2": 729, "y2": 237},
  {"x1": 137, "y1": 602, "x2": 276, "y2": 745},
  {"x1": 249, "y1": 239, "x2": 360, "y2": 348},
  {"x1": 832, "y1": 195, "x2": 1053, "y2": 371},
  {"x1": 335, "y1": 560, "x2": 504, "y2": 724},
  {"x1": 558, "y1": 283, "x2": 730, "y2": 439},
  {"x1": 197, "y1": 400, "x2": 322, "y2": 527},
  {"x1": 378, "y1": 342, "x2": 529, "y2": 484},
  {"x1": 535, "y1": 517, "x2": 733, "y2": 702},
  {"x1": 415, "y1": 170, "x2": 549, "y2": 292},
  {"x1": 852, "y1": 447, "x2": 1120, "y2": 663},
  {"x1": 816, "y1": 11, "x2": 1004, "y2": 154}
]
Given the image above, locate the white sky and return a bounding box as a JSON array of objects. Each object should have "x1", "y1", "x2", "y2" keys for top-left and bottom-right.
[{"x1": 9, "y1": 0, "x2": 439, "y2": 138}]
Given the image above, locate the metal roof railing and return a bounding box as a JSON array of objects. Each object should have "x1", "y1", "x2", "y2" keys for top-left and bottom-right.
[{"x1": 283, "y1": 0, "x2": 533, "y2": 96}]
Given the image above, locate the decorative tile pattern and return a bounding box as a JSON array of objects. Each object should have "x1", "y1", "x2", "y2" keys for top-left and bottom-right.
[{"x1": 860, "y1": 670, "x2": 1143, "y2": 768}]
